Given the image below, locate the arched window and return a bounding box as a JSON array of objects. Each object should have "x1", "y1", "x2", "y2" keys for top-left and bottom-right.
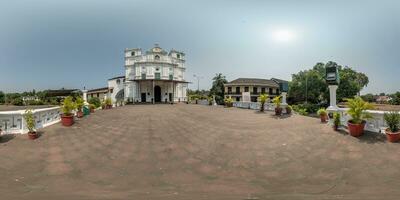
[
  {"x1": 155, "y1": 55, "x2": 160, "y2": 60},
  {"x1": 116, "y1": 79, "x2": 121, "y2": 84},
  {"x1": 177, "y1": 54, "x2": 180, "y2": 59},
  {"x1": 131, "y1": 51, "x2": 135, "y2": 56}
]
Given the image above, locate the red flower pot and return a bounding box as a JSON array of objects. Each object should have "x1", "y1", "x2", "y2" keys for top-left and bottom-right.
[
  {"x1": 275, "y1": 107, "x2": 283, "y2": 116},
  {"x1": 76, "y1": 111, "x2": 84, "y2": 118},
  {"x1": 385, "y1": 129, "x2": 400, "y2": 143},
  {"x1": 28, "y1": 131, "x2": 38, "y2": 140},
  {"x1": 347, "y1": 121, "x2": 366, "y2": 137},
  {"x1": 320, "y1": 114, "x2": 328, "y2": 123},
  {"x1": 61, "y1": 114, "x2": 74, "y2": 126}
]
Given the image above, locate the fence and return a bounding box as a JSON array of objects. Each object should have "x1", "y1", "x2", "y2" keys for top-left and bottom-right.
[{"x1": 0, "y1": 107, "x2": 61, "y2": 134}]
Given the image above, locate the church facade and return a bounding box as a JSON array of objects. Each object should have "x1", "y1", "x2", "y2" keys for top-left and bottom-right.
[{"x1": 104, "y1": 44, "x2": 188, "y2": 104}]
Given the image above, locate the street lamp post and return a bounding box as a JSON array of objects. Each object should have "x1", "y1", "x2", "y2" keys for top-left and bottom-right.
[{"x1": 193, "y1": 74, "x2": 203, "y2": 92}]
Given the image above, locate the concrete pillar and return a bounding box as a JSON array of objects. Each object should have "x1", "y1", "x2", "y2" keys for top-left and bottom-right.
[
  {"x1": 82, "y1": 90, "x2": 89, "y2": 105},
  {"x1": 281, "y1": 92, "x2": 287, "y2": 105},
  {"x1": 327, "y1": 85, "x2": 339, "y2": 111},
  {"x1": 152, "y1": 80, "x2": 155, "y2": 104}
]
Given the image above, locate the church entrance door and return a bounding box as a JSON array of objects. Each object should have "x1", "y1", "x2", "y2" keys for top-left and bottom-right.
[{"x1": 154, "y1": 86, "x2": 161, "y2": 102}]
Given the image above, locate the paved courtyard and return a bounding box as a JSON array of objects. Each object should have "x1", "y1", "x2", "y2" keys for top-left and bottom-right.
[{"x1": 1, "y1": 104, "x2": 400, "y2": 200}]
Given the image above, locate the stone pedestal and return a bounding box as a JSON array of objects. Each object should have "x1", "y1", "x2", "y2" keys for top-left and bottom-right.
[{"x1": 327, "y1": 85, "x2": 339, "y2": 112}]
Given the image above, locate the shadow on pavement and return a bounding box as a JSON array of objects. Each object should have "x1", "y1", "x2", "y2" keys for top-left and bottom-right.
[{"x1": 0, "y1": 134, "x2": 16, "y2": 143}]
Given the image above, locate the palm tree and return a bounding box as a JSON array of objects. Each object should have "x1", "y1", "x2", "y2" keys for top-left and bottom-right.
[{"x1": 259, "y1": 94, "x2": 269, "y2": 112}]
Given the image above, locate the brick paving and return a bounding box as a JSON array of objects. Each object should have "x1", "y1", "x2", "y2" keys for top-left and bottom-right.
[{"x1": 0, "y1": 104, "x2": 399, "y2": 200}]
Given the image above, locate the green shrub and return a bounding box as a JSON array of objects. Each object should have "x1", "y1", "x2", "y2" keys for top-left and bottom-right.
[
  {"x1": 272, "y1": 96, "x2": 281, "y2": 108},
  {"x1": 317, "y1": 108, "x2": 327, "y2": 116},
  {"x1": 384, "y1": 112, "x2": 400, "y2": 132},
  {"x1": 88, "y1": 97, "x2": 101, "y2": 108},
  {"x1": 259, "y1": 94, "x2": 269, "y2": 112},
  {"x1": 333, "y1": 112, "x2": 341, "y2": 127},
  {"x1": 292, "y1": 105, "x2": 308, "y2": 115},
  {"x1": 75, "y1": 97, "x2": 84, "y2": 111},
  {"x1": 346, "y1": 97, "x2": 374, "y2": 124},
  {"x1": 89, "y1": 104, "x2": 96, "y2": 110},
  {"x1": 12, "y1": 97, "x2": 24, "y2": 106},
  {"x1": 23, "y1": 109, "x2": 36, "y2": 133},
  {"x1": 105, "y1": 97, "x2": 112, "y2": 106},
  {"x1": 62, "y1": 96, "x2": 76, "y2": 116}
]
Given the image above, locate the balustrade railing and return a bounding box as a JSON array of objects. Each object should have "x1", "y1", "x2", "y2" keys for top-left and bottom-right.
[
  {"x1": 331, "y1": 108, "x2": 390, "y2": 133},
  {"x1": 0, "y1": 107, "x2": 61, "y2": 134}
]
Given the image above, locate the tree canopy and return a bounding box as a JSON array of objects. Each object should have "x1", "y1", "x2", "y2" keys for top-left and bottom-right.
[
  {"x1": 288, "y1": 61, "x2": 369, "y2": 105},
  {"x1": 210, "y1": 73, "x2": 227, "y2": 105}
]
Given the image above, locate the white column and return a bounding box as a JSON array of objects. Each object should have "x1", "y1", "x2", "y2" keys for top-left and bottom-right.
[
  {"x1": 213, "y1": 95, "x2": 217, "y2": 106},
  {"x1": 327, "y1": 85, "x2": 339, "y2": 111},
  {"x1": 82, "y1": 90, "x2": 89, "y2": 105},
  {"x1": 281, "y1": 92, "x2": 287, "y2": 105}
]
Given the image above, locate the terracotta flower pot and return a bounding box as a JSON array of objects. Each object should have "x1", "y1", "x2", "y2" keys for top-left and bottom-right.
[
  {"x1": 90, "y1": 108, "x2": 95, "y2": 113},
  {"x1": 77, "y1": 111, "x2": 84, "y2": 118},
  {"x1": 28, "y1": 131, "x2": 38, "y2": 140},
  {"x1": 286, "y1": 107, "x2": 292, "y2": 115},
  {"x1": 385, "y1": 129, "x2": 400, "y2": 143},
  {"x1": 106, "y1": 105, "x2": 112, "y2": 109},
  {"x1": 275, "y1": 107, "x2": 283, "y2": 116},
  {"x1": 347, "y1": 120, "x2": 366, "y2": 137},
  {"x1": 61, "y1": 114, "x2": 74, "y2": 126},
  {"x1": 320, "y1": 114, "x2": 328, "y2": 123}
]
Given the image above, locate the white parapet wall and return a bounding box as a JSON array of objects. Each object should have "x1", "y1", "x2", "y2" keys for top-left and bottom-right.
[
  {"x1": 332, "y1": 108, "x2": 390, "y2": 134},
  {"x1": 233, "y1": 102, "x2": 288, "y2": 112},
  {"x1": 0, "y1": 107, "x2": 61, "y2": 134}
]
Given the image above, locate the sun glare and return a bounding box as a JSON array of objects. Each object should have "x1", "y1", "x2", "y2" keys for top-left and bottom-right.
[{"x1": 272, "y1": 29, "x2": 295, "y2": 42}]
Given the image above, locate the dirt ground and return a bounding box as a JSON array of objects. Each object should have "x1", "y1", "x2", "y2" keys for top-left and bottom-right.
[{"x1": 1, "y1": 104, "x2": 399, "y2": 200}]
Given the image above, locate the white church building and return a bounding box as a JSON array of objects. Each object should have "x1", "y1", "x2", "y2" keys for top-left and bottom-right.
[{"x1": 88, "y1": 44, "x2": 188, "y2": 104}]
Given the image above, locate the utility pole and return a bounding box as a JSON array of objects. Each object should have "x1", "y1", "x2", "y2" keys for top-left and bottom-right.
[{"x1": 305, "y1": 76, "x2": 308, "y2": 104}]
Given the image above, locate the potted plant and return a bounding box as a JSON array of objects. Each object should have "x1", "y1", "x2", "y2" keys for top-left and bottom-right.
[
  {"x1": 89, "y1": 104, "x2": 96, "y2": 113},
  {"x1": 224, "y1": 97, "x2": 233, "y2": 108},
  {"x1": 23, "y1": 109, "x2": 38, "y2": 140},
  {"x1": 317, "y1": 108, "x2": 328, "y2": 123},
  {"x1": 383, "y1": 112, "x2": 400, "y2": 143},
  {"x1": 105, "y1": 97, "x2": 112, "y2": 109},
  {"x1": 333, "y1": 112, "x2": 341, "y2": 131},
  {"x1": 286, "y1": 105, "x2": 292, "y2": 115},
  {"x1": 101, "y1": 101, "x2": 106, "y2": 109},
  {"x1": 346, "y1": 97, "x2": 374, "y2": 137},
  {"x1": 75, "y1": 97, "x2": 84, "y2": 118},
  {"x1": 61, "y1": 96, "x2": 76, "y2": 126},
  {"x1": 272, "y1": 96, "x2": 282, "y2": 115},
  {"x1": 259, "y1": 94, "x2": 269, "y2": 112},
  {"x1": 208, "y1": 96, "x2": 213, "y2": 106}
]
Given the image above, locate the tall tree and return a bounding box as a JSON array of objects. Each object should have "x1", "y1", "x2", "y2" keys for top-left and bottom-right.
[
  {"x1": 288, "y1": 62, "x2": 369, "y2": 104},
  {"x1": 210, "y1": 73, "x2": 227, "y2": 105}
]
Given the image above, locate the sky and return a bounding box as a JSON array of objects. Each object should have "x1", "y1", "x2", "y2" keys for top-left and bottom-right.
[{"x1": 1, "y1": 0, "x2": 399, "y2": 94}]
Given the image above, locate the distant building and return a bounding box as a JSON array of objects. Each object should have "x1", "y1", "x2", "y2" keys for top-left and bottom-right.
[
  {"x1": 87, "y1": 87, "x2": 109, "y2": 101},
  {"x1": 224, "y1": 78, "x2": 288, "y2": 102},
  {"x1": 376, "y1": 95, "x2": 392, "y2": 104},
  {"x1": 90, "y1": 44, "x2": 189, "y2": 105},
  {"x1": 46, "y1": 89, "x2": 81, "y2": 99}
]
